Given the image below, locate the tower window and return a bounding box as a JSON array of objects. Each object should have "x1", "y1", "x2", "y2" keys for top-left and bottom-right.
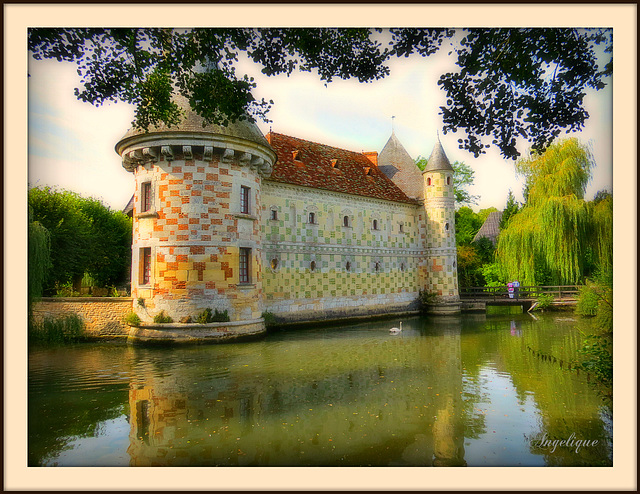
[
  {"x1": 141, "y1": 182, "x2": 152, "y2": 212},
  {"x1": 447, "y1": 176, "x2": 451, "y2": 185},
  {"x1": 445, "y1": 222, "x2": 450, "y2": 231},
  {"x1": 427, "y1": 177, "x2": 432, "y2": 186},
  {"x1": 139, "y1": 247, "x2": 151, "y2": 285},
  {"x1": 239, "y1": 248, "x2": 251, "y2": 283},
  {"x1": 240, "y1": 186, "x2": 251, "y2": 214}
]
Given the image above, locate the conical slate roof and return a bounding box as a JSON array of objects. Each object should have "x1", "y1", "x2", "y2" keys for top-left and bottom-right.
[
  {"x1": 378, "y1": 131, "x2": 424, "y2": 200},
  {"x1": 116, "y1": 93, "x2": 271, "y2": 153},
  {"x1": 424, "y1": 136, "x2": 453, "y2": 172},
  {"x1": 473, "y1": 211, "x2": 503, "y2": 245}
]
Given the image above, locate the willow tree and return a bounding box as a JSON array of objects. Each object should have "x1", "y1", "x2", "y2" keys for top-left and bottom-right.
[
  {"x1": 28, "y1": 206, "x2": 52, "y2": 323},
  {"x1": 496, "y1": 138, "x2": 612, "y2": 285}
]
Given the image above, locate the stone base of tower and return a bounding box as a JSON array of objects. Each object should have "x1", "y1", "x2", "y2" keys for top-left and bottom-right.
[
  {"x1": 127, "y1": 318, "x2": 265, "y2": 345},
  {"x1": 424, "y1": 301, "x2": 461, "y2": 316}
]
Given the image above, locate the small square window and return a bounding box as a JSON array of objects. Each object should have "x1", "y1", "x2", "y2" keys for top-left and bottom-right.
[
  {"x1": 140, "y1": 247, "x2": 151, "y2": 285},
  {"x1": 141, "y1": 182, "x2": 152, "y2": 212},
  {"x1": 239, "y1": 248, "x2": 251, "y2": 283},
  {"x1": 240, "y1": 186, "x2": 251, "y2": 214}
]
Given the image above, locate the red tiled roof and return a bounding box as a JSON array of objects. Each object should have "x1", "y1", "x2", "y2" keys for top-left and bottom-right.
[{"x1": 266, "y1": 132, "x2": 418, "y2": 204}]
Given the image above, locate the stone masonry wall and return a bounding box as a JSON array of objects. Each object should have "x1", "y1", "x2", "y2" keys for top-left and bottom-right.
[{"x1": 32, "y1": 298, "x2": 133, "y2": 337}]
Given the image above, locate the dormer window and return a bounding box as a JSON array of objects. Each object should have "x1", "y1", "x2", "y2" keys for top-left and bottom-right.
[
  {"x1": 365, "y1": 167, "x2": 373, "y2": 176},
  {"x1": 331, "y1": 159, "x2": 339, "y2": 169},
  {"x1": 292, "y1": 150, "x2": 300, "y2": 161}
]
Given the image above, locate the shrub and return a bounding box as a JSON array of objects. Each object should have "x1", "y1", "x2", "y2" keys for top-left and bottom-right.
[
  {"x1": 576, "y1": 284, "x2": 599, "y2": 316},
  {"x1": 125, "y1": 312, "x2": 141, "y2": 326},
  {"x1": 262, "y1": 311, "x2": 277, "y2": 328},
  {"x1": 153, "y1": 311, "x2": 173, "y2": 324},
  {"x1": 137, "y1": 297, "x2": 145, "y2": 307},
  {"x1": 534, "y1": 293, "x2": 554, "y2": 310},
  {"x1": 29, "y1": 314, "x2": 86, "y2": 344},
  {"x1": 196, "y1": 308, "x2": 230, "y2": 323},
  {"x1": 418, "y1": 290, "x2": 437, "y2": 312}
]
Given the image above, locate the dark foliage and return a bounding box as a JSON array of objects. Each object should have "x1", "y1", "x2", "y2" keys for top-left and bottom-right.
[{"x1": 29, "y1": 28, "x2": 611, "y2": 160}]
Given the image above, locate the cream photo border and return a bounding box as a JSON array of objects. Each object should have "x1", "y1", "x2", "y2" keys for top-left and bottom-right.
[{"x1": 4, "y1": 3, "x2": 636, "y2": 491}]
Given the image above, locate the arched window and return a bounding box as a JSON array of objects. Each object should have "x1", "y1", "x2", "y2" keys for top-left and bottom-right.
[
  {"x1": 271, "y1": 258, "x2": 278, "y2": 270},
  {"x1": 345, "y1": 261, "x2": 351, "y2": 272},
  {"x1": 445, "y1": 222, "x2": 450, "y2": 231},
  {"x1": 310, "y1": 260, "x2": 316, "y2": 271},
  {"x1": 447, "y1": 176, "x2": 451, "y2": 185},
  {"x1": 427, "y1": 177, "x2": 432, "y2": 186},
  {"x1": 373, "y1": 219, "x2": 378, "y2": 230},
  {"x1": 343, "y1": 215, "x2": 350, "y2": 227},
  {"x1": 375, "y1": 261, "x2": 380, "y2": 272},
  {"x1": 308, "y1": 212, "x2": 316, "y2": 224},
  {"x1": 400, "y1": 262, "x2": 406, "y2": 272}
]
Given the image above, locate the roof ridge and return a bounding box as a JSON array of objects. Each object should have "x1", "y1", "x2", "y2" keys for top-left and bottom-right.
[{"x1": 268, "y1": 132, "x2": 370, "y2": 157}]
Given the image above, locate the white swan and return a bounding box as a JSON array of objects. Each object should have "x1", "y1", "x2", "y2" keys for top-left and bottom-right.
[{"x1": 389, "y1": 321, "x2": 402, "y2": 334}]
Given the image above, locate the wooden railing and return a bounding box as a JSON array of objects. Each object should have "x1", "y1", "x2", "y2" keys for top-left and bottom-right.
[{"x1": 460, "y1": 285, "x2": 581, "y2": 301}]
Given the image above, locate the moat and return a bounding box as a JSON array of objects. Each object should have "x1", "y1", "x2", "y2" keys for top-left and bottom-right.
[{"x1": 28, "y1": 312, "x2": 612, "y2": 467}]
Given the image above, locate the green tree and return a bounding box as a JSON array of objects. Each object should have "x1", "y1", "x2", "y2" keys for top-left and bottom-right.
[
  {"x1": 499, "y1": 189, "x2": 520, "y2": 229},
  {"x1": 496, "y1": 138, "x2": 612, "y2": 285},
  {"x1": 77, "y1": 198, "x2": 133, "y2": 287},
  {"x1": 28, "y1": 187, "x2": 132, "y2": 294},
  {"x1": 454, "y1": 206, "x2": 482, "y2": 245},
  {"x1": 28, "y1": 206, "x2": 52, "y2": 318},
  {"x1": 416, "y1": 159, "x2": 480, "y2": 206},
  {"x1": 29, "y1": 28, "x2": 611, "y2": 160}
]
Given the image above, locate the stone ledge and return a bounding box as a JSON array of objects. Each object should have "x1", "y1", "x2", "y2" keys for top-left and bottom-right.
[
  {"x1": 127, "y1": 318, "x2": 266, "y2": 345},
  {"x1": 38, "y1": 297, "x2": 134, "y2": 303}
]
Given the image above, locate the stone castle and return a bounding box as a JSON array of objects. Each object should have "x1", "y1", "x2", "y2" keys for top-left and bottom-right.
[{"x1": 116, "y1": 98, "x2": 459, "y2": 342}]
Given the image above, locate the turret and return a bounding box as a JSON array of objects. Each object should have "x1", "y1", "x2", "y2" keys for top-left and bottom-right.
[
  {"x1": 422, "y1": 136, "x2": 460, "y2": 314},
  {"x1": 116, "y1": 94, "x2": 276, "y2": 341}
]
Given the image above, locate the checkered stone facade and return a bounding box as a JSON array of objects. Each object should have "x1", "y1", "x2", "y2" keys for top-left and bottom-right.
[{"x1": 260, "y1": 182, "x2": 429, "y2": 320}]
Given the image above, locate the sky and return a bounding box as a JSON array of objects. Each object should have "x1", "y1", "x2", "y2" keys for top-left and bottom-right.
[{"x1": 27, "y1": 30, "x2": 613, "y2": 213}]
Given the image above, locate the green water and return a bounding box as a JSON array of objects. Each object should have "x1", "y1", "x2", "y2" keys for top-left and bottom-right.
[{"x1": 28, "y1": 313, "x2": 612, "y2": 467}]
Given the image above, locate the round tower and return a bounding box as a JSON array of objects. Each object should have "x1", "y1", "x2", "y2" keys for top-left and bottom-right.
[
  {"x1": 116, "y1": 95, "x2": 276, "y2": 342},
  {"x1": 422, "y1": 137, "x2": 461, "y2": 315}
]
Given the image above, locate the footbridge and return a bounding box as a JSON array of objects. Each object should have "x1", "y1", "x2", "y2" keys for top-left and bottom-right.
[{"x1": 459, "y1": 285, "x2": 580, "y2": 312}]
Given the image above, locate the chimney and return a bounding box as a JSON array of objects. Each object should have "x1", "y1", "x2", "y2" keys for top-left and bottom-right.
[{"x1": 363, "y1": 151, "x2": 378, "y2": 166}]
